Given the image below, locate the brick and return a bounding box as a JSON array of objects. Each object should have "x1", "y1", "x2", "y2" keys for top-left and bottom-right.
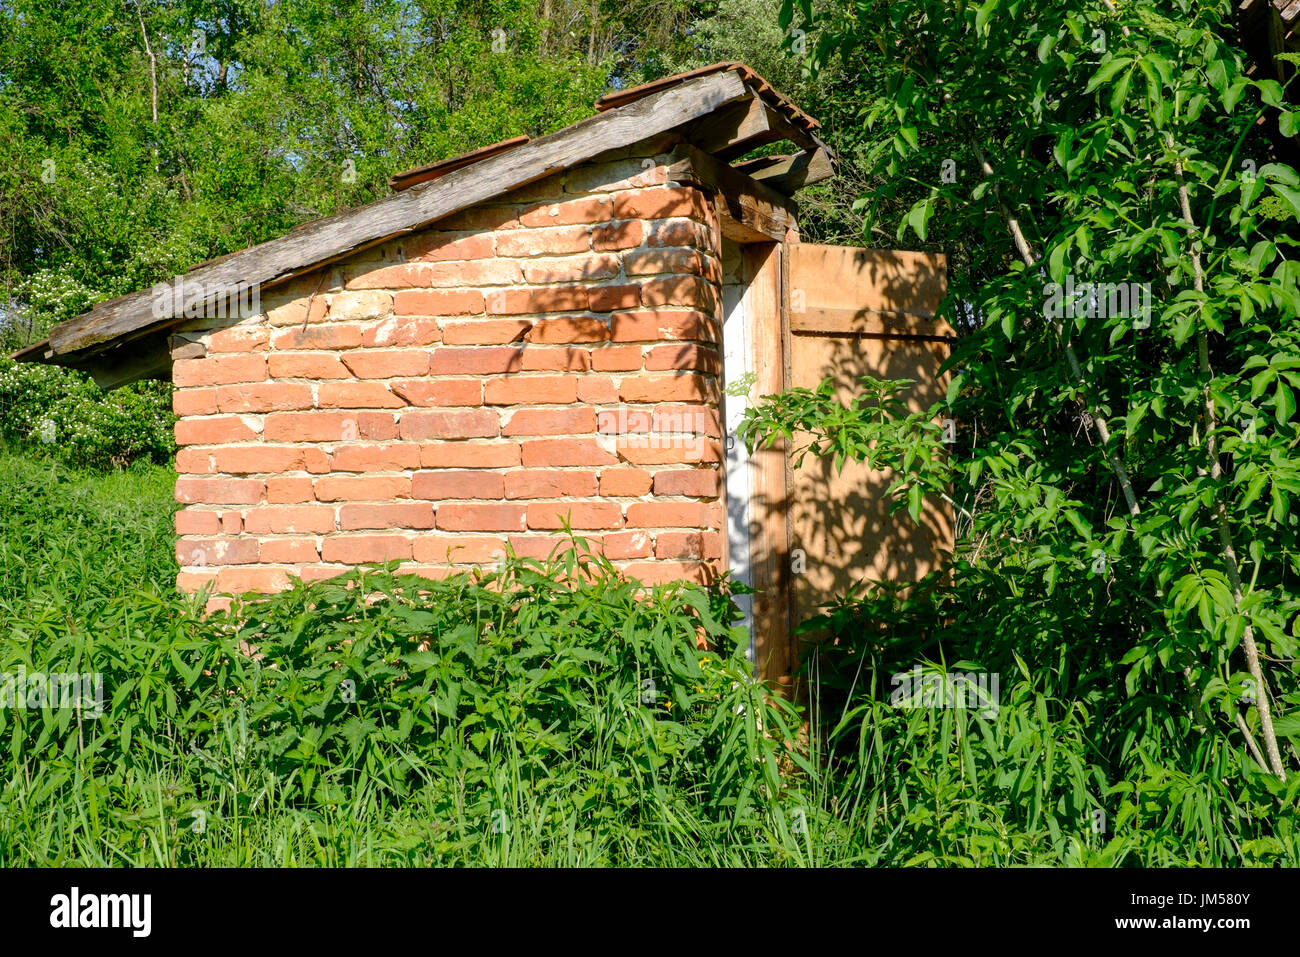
[
  {"x1": 341, "y1": 350, "x2": 429, "y2": 379},
  {"x1": 176, "y1": 478, "x2": 264, "y2": 505},
  {"x1": 442, "y1": 319, "x2": 532, "y2": 344},
  {"x1": 427, "y1": 347, "x2": 523, "y2": 375},
  {"x1": 436, "y1": 206, "x2": 520, "y2": 232},
  {"x1": 639, "y1": 275, "x2": 712, "y2": 308},
  {"x1": 488, "y1": 287, "x2": 589, "y2": 316},
  {"x1": 617, "y1": 439, "x2": 719, "y2": 465},
  {"x1": 206, "y1": 446, "x2": 330, "y2": 475},
  {"x1": 259, "y1": 538, "x2": 321, "y2": 564},
  {"x1": 399, "y1": 409, "x2": 498, "y2": 440},
  {"x1": 173, "y1": 388, "x2": 218, "y2": 417},
  {"x1": 182, "y1": 538, "x2": 257, "y2": 566},
  {"x1": 339, "y1": 503, "x2": 436, "y2": 530},
  {"x1": 655, "y1": 531, "x2": 721, "y2": 560},
  {"x1": 271, "y1": 325, "x2": 363, "y2": 350},
  {"x1": 519, "y1": 196, "x2": 612, "y2": 228},
  {"x1": 331, "y1": 443, "x2": 421, "y2": 472},
  {"x1": 219, "y1": 511, "x2": 242, "y2": 534},
  {"x1": 619, "y1": 374, "x2": 713, "y2": 403},
  {"x1": 394, "y1": 289, "x2": 485, "y2": 316},
  {"x1": 591, "y1": 345, "x2": 643, "y2": 371},
  {"x1": 612, "y1": 187, "x2": 700, "y2": 220},
  {"x1": 391, "y1": 379, "x2": 483, "y2": 406},
  {"x1": 214, "y1": 566, "x2": 294, "y2": 594},
  {"x1": 507, "y1": 535, "x2": 588, "y2": 560},
  {"x1": 600, "y1": 468, "x2": 652, "y2": 497},
  {"x1": 176, "y1": 509, "x2": 221, "y2": 535},
  {"x1": 266, "y1": 476, "x2": 315, "y2": 503},
  {"x1": 436, "y1": 504, "x2": 526, "y2": 532},
  {"x1": 653, "y1": 404, "x2": 722, "y2": 437},
  {"x1": 525, "y1": 317, "x2": 609, "y2": 344},
  {"x1": 521, "y1": 347, "x2": 591, "y2": 371},
  {"x1": 626, "y1": 502, "x2": 710, "y2": 528},
  {"x1": 588, "y1": 284, "x2": 641, "y2": 312},
  {"x1": 504, "y1": 470, "x2": 597, "y2": 499},
  {"x1": 527, "y1": 502, "x2": 622, "y2": 529},
  {"x1": 321, "y1": 535, "x2": 412, "y2": 564},
  {"x1": 215, "y1": 383, "x2": 313, "y2": 413},
  {"x1": 353, "y1": 259, "x2": 519, "y2": 289},
  {"x1": 646, "y1": 218, "x2": 712, "y2": 249},
  {"x1": 420, "y1": 442, "x2": 519, "y2": 468},
  {"x1": 592, "y1": 220, "x2": 644, "y2": 251},
  {"x1": 577, "y1": 377, "x2": 618, "y2": 403},
  {"x1": 362, "y1": 316, "x2": 442, "y2": 347},
  {"x1": 619, "y1": 561, "x2": 711, "y2": 586},
  {"x1": 653, "y1": 469, "x2": 719, "y2": 497},
  {"x1": 597, "y1": 408, "x2": 653, "y2": 434},
  {"x1": 521, "y1": 255, "x2": 620, "y2": 285},
  {"x1": 521, "y1": 439, "x2": 617, "y2": 467},
  {"x1": 173, "y1": 355, "x2": 267, "y2": 387},
  {"x1": 412, "y1": 470, "x2": 505, "y2": 499},
  {"x1": 404, "y1": 232, "x2": 495, "y2": 262},
  {"x1": 243, "y1": 505, "x2": 337, "y2": 534},
  {"x1": 313, "y1": 475, "x2": 411, "y2": 502},
  {"x1": 645, "y1": 343, "x2": 719, "y2": 374},
  {"x1": 408, "y1": 260, "x2": 522, "y2": 287},
  {"x1": 268, "y1": 353, "x2": 349, "y2": 379},
  {"x1": 565, "y1": 158, "x2": 663, "y2": 194},
  {"x1": 207, "y1": 326, "x2": 269, "y2": 353},
  {"x1": 502, "y1": 408, "x2": 595, "y2": 436},
  {"x1": 602, "y1": 530, "x2": 652, "y2": 560},
  {"x1": 266, "y1": 296, "x2": 328, "y2": 326},
  {"x1": 342, "y1": 263, "x2": 425, "y2": 289},
  {"x1": 177, "y1": 570, "x2": 217, "y2": 590},
  {"x1": 175, "y1": 416, "x2": 259, "y2": 446},
  {"x1": 484, "y1": 376, "x2": 577, "y2": 405},
  {"x1": 317, "y1": 382, "x2": 407, "y2": 409},
  {"x1": 624, "y1": 247, "x2": 706, "y2": 276},
  {"x1": 411, "y1": 535, "x2": 507, "y2": 564},
  {"x1": 175, "y1": 448, "x2": 215, "y2": 474},
  {"x1": 328, "y1": 291, "x2": 393, "y2": 320},
  {"x1": 496, "y1": 225, "x2": 591, "y2": 257},
  {"x1": 609, "y1": 310, "x2": 716, "y2": 343},
  {"x1": 265, "y1": 411, "x2": 397, "y2": 442}
]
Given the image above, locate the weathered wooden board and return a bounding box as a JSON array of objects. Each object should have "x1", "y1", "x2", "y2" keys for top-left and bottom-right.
[
  {"x1": 667, "y1": 145, "x2": 798, "y2": 243},
  {"x1": 733, "y1": 148, "x2": 834, "y2": 193}
]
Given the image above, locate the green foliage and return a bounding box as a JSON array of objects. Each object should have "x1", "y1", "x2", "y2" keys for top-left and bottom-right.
[
  {"x1": 735, "y1": 0, "x2": 1300, "y2": 857},
  {"x1": 0, "y1": 358, "x2": 174, "y2": 470},
  {"x1": 0, "y1": 452, "x2": 820, "y2": 865}
]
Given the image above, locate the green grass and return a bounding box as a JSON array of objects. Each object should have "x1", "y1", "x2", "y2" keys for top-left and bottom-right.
[{"x1": 0, "y1": 448, "x2": 1295, "y2": 866}]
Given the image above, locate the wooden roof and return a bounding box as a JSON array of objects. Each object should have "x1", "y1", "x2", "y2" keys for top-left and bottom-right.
[{"x1": 20, "y1": 63, "x2": 831, "y2": 370}]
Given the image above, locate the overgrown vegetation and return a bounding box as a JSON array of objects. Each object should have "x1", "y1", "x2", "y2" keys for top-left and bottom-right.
[{"x1": 3, "y1": 452, "x2": 1297, "y2": 865}]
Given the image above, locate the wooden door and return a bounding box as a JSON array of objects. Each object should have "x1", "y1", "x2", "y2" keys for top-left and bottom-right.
[{"x1": 784, "y1": 243, "x2": 953, "y2": 634}]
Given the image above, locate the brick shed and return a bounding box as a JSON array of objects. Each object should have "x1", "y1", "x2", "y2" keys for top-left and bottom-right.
[{"x1": 18, "y1": 63, "x2": 953, "y2": 682}]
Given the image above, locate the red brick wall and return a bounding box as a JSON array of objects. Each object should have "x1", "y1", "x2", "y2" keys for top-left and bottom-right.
[{"x1": 170, "y1": 148, "x2": 727, "y2": 604}]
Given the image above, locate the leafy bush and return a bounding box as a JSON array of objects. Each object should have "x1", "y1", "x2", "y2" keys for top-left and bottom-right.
[{"x1": 0, "y1": 357, "x2": 174, "y2": 470}]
